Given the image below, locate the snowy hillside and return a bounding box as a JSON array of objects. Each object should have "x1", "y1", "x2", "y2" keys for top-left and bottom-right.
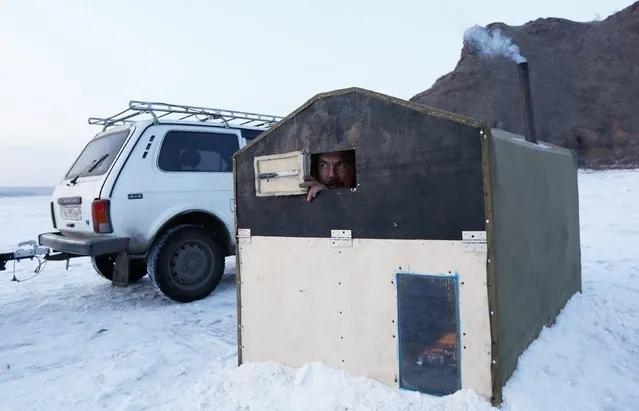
[{"x1": 0, "y1": 170, "x2": 637, "y2": 411}]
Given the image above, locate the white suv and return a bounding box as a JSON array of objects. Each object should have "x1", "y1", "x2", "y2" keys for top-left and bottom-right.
[{"x1": 37, "y1": 100, "x2": 282, "y2": 303}]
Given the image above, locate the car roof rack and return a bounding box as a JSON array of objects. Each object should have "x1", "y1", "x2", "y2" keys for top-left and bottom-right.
[{"x1": 88, "y1": 100, "x2": 284, "y2": 131}]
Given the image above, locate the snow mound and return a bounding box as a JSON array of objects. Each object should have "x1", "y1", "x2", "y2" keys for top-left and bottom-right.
[{"x1": 178, "y1": 361, "x2": 494, "y2": 411}]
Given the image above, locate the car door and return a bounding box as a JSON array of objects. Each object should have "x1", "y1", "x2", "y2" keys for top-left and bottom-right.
[{"x1": 110, "y1": 124, "x2": 241, "y2": 254}]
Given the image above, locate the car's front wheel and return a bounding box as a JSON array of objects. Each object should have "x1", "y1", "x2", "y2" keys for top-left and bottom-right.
[{"x1": 147, "y1": 224, "x2": 225, "y2": 303}]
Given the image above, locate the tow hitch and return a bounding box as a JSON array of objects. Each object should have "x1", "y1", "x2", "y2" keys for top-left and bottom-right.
[{"x1": 1, "y1": 240, "x2": 73, "y2": 277}]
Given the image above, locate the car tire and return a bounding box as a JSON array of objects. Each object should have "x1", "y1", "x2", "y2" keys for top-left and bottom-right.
[
  {"x1": 91, "y1": 254, "x2": 148, "y2": 282},
  {"x1": 147, "y1": 224, "x2": 225, "y2": 303}
]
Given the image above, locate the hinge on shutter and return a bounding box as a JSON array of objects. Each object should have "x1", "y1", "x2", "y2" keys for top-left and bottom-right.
[
  {"x1": 330, "y1": 230, "x2": 352, "y2": 248},
  {"x1": 257, "y1": 170, "x2": 300, "y2": 180}
]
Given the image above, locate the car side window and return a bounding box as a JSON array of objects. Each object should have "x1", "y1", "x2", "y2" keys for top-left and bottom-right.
[{"x1": 157, "y1": 130, "x2": 240, "y2": 173}]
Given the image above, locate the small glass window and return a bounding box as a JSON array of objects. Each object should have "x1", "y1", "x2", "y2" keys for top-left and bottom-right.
[
  {"x1": 158, "y1": 130, "x2": 240, "y2": 173},
  {"x1": 397, "y1": 273, "x2": 461, "y2": 396}
]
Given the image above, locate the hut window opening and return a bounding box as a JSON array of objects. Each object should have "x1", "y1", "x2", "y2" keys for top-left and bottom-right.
[{"x1": 310, "y1": 149, "x2": 357, "y2": 190}]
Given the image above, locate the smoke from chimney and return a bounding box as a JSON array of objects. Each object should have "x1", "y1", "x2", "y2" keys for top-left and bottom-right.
[
  {"x1": 463, "y1": 24, "x2": 538, "y2": 144},
  {"x1": 463, "y1": 25, "x2": 526, "y2": 64}
]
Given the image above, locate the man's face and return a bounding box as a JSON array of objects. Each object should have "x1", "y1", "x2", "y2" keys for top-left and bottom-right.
[{"x1": 316, "y1": 151, "x2": 356, "y2": 189}]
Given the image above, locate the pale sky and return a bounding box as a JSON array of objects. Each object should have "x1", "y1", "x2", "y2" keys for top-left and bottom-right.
[{"x1": 0, "y1": 0, "x2": 633, "y2": 186}]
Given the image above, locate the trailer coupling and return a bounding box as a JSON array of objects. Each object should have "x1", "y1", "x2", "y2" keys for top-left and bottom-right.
[{"x1": 0, "y1": 240, "x2": 72, "y2": 272}]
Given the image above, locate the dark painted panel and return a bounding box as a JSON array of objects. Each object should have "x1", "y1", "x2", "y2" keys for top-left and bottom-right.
[
  {"x1": 234, "y1": 90, "x2": 486, "y2": 240},
  {"x1": 396, "y1": 273, "x2": 461, "y2": 396},
  {"x1": 487, "y1": 129, "x2": 581, "y2": 397}
]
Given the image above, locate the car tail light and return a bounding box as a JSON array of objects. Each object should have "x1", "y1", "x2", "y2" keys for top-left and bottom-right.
[
  {"x1": 50, "y1": 201, "x2": 57, "y2": 229},
  {"x1": 92, "y1": 199, "x2": 112, "y2": 233}
]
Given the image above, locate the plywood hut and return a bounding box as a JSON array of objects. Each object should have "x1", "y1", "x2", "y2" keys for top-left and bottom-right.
[{"x1": 232, "y1": 86, "x2": 581, "y2": 406}]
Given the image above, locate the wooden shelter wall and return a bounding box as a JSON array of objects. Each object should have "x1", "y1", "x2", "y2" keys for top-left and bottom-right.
[{"x1": 235, "y1": 92, "x2": 486, "y2": 240}]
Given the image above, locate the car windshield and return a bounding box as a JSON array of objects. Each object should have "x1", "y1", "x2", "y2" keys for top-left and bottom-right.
[{"x1": 65, "y1": 130, "x2": 129, "y2": 179}]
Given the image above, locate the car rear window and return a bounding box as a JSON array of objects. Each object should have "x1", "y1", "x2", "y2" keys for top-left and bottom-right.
[{"x1": 65, "y1": 130, "x2": 130, "y2": 179}]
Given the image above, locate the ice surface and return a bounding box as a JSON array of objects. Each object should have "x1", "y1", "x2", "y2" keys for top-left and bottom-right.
[{"x1": 0, "y1": 170, "x2": 638, "y2": 410}]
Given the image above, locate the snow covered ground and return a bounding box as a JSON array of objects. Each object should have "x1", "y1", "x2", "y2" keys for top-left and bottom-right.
[{"x1": 0, "y1": 170, "x2": 638, "y2": 411}]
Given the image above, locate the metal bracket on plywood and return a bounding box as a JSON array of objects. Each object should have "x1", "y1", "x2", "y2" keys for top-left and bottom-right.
[
  {"x1": 238, "y1": 228, "x2": 251, "y2": 245},
  {"x1": 462, "y1": 231, "x2": 486, "y2": 252},
  {"x1": 330, "y1": 230, "x2": 352, "y2": 248}
]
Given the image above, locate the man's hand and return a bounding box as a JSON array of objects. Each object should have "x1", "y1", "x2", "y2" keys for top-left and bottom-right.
[{"x1": 299, "y1": 176, "x2": 326, "y2": 201}]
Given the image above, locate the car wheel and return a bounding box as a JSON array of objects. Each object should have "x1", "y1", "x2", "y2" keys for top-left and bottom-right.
[
  {"x1": 91, "y1": 254, "x2": 148, "y2": 282},
  {"x1": 147, "y1": 224, "x2": 225, "y2": 303}
]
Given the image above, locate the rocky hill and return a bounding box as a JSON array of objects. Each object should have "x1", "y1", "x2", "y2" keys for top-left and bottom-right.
[{"x1": 410, "y1": 2, "x2": 639, "y2": 169}]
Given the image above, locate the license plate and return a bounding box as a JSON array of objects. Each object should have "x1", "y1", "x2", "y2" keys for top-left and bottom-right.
[{"x1": 62, "y1": 205, "x2": 82, "y2": 221}]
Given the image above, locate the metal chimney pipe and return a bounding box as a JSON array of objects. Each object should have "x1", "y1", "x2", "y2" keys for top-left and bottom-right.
[{"x1": 517, "y1": 62, "x2": 538, "y2": 144}]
